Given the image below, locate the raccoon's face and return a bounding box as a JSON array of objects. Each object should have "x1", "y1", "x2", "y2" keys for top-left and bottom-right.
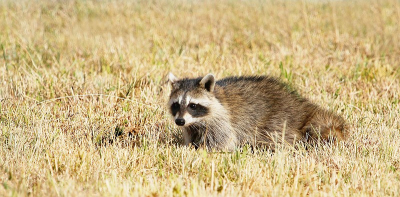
[{"x1": 167, "y1": 73, "x2": 216, "y2": 127}]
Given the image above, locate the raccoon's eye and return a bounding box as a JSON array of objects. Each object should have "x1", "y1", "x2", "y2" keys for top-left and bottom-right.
[{"x1": 189, "y1": 103, "x2": 197, "y2": 110}]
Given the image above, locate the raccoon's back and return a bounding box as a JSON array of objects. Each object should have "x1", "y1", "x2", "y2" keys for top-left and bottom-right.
[
  {"x1": 215, "y1": 76, "x2": 306, "y2": 112},
  {"x1": 214, "y1": 76, "x2": 316, "y2": 134}
]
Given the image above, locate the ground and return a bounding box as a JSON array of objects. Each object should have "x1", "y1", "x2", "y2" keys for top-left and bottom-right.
[{"x1": 0, "y1": 0, "x2": 399, "y2": 196}]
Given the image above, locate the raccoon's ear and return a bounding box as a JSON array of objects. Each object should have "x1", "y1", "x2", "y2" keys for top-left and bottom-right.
[
  {"x1": 200, "y1": 74, "x2": 215, "y2": 92},
  {"x1": 168, "y1": 72, "x2": 179, "y2": 84}
]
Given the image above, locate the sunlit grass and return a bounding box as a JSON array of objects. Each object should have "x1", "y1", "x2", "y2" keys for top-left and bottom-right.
[{"x1": 1, "y1": 0, "x2": 399, "y2": 196}]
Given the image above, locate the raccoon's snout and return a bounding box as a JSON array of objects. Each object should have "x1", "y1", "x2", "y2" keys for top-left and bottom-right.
[{"x1": 175, "y1": 118, "x2": 185, "y2": 126}]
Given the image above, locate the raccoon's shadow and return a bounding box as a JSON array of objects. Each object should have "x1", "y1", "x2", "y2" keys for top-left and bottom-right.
[
  {"x1": 94, "y1": 123, "x2": 185, "y2": 148},
  {"x1": 96, "y1": 124, "x2": 339, "y2": 154}
]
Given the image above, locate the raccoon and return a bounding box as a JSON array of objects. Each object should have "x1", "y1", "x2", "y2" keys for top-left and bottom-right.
[{"x1": 167, "y1": 73, "x2": 347, "y2": 151}]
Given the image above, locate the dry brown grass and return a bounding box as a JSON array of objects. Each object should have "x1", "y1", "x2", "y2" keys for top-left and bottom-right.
[{"x1": 1, "y1": 0, "x2": 399, "y2": 196}]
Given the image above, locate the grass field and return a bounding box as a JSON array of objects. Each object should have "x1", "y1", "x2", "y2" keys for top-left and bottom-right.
[{"x1": 1, "y1": 0, "x2": 400, "y2": 196}]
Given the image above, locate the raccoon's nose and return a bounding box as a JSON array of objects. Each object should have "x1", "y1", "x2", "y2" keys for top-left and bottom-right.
[{"x1": 175, "y1": 118, "x2": 185, "y2": 126}]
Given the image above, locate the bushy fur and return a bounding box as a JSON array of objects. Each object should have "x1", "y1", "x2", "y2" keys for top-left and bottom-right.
[{"x1": 167, "y1": 73, "x2": 348, "y2": 151}]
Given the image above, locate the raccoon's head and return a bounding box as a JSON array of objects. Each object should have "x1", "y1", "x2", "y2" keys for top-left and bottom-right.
[{"x1": 167, "y1": 73, "x2": 217, "y2": 127}]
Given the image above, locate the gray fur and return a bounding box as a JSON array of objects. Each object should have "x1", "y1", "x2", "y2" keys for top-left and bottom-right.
[{"x1": 168, "y1": 73, "x2": 348, "y2": 151}]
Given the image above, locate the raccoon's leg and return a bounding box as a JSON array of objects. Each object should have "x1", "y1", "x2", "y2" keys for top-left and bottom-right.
[
  {"x1": 301, "y1": 110, "x2": 348, "y2": 144},
  {"x1": 218, "y1": 132, "x2": 237, "y2": 151},
  {"x1": 182, "y1": 128, "x2": 202, "y2": 149},
  {"x1": 200, "y1": 129, "x2": 237, "y2": 151},
  {"x1": 182, "y1": 129, "x2": 192, "y2": 146},
  {"x1": 184, "y1": 123, "x2": 237, "y2": 151},
  {"x1": 207, "y1": 124, "x2": 238, "y2": 151}
]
